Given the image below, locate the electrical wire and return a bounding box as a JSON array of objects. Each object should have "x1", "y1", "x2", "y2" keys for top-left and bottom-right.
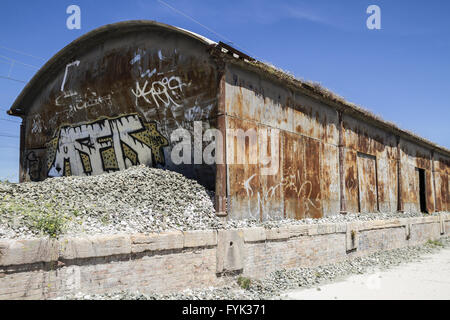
[
  {"x1": 157, "y1": 0, "x2": 259, "y2": 60},
  {"x1": 0, "y1": 45, "x2": 46, "y2": 61},
  {"x1": 0, "y1": 54, "x2": 40, "y2": 69},
  {"x1": 0, "y1": 75, "x2": 27, "y2": 83}
]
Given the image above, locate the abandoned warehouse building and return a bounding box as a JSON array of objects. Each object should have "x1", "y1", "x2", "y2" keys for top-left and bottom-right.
[{"x1": 7, "y1": 20, "x2": 450, "y2": 222}]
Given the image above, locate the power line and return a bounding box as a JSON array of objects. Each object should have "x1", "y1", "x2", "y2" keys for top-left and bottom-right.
[
  {"x1": 0, "y1": 54, "x2": 40, "y2": 69},
  {"x1": 0, "y1": 45, "x2": 46, "y2": 61},
  {"x1": 157, "y1": 0, "x2": 259, "y2": 60},
  {"x1": 0, "y1": 75, "x2": 27, "y2": 83},
  {"x1": 158, "y1": 0, "x2": 234, "y2": 44}
]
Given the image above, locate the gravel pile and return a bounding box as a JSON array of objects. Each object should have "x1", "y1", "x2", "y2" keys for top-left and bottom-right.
[
  {"x1": 225, "y1": 210, "x2": 436, "y2": 231},
  {"x1": 0, "y1": 165, "x2": 219, "y2": 239},
  {"x1": 0, "y1": 165, "x2": 446, "y2": 239},
  {"x1": 59, "y1": 237, "x2": 449, "y2": 300}
]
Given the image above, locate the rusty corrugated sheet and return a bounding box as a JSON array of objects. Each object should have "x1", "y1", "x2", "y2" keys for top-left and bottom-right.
[
  {"x1": 226, "y1": 117, "x2": 260, "y2": 220},
  {"x1": 282, "y1": 131, "x2": 304, "y2": 220},
  {"x1": 19, "y1": 29, "x2": 220, "y2": 192},
  {"x1": 343, "y1": 149, "x2": 359, "y2": 212},
  {"x1": 357, "y1": 153, "x2": 378, "y2": 213}
]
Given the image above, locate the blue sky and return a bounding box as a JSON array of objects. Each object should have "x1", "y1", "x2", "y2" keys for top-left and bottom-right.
[{"x1": 0, "y1": 0, "x2": 449, "y2": 181}]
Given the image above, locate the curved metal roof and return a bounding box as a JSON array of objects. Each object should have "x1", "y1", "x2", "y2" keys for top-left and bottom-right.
[{"x1": 7, "y1": 20, "x2": 216, "y2": 117}]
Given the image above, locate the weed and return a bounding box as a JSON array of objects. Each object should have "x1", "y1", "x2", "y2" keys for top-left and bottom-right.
[
  {"x1": 237, "y1": 276, "x2": 251, "y2": 290},
  {"x1": 426, "y1": 239, "x2": 444, "y2": 247}
]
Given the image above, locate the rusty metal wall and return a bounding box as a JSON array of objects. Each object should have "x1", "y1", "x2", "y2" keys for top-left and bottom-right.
[
  {"x1": 342, "y1": 114, "x2": 398, "y2": 213},
  {"x1": 433, "y1": 152, "x2": 450, "y2": 212},
  {"x1": 20, "y1": 27, "x2": 220, "y2": 190},
  {"x1": 224, "y1": 63, "x2": 449, "y2": 221},
  {"x1": 399, "y1": 139, "x2": 435, "y2": 213},
  {"x1": 224, "y1": 64, "x2": 340, "y2": 220}
]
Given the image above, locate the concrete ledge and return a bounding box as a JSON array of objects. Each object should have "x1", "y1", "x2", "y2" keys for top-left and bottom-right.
[
  {"x1": 265, "y1": 227, "x2": 290, "y2": 240},
  {"x1": 60, "y1": 235, "x2": 131, "y2": 260},
  {"x1": 408, "y1": 216, "x2": 439, "y2": 225},
  {"x1": 183, "y1": 230, "x2": 217, "y2": 248},
  {"x1": 0, "y1": 215, "x2": 447, "y2": 267},
  {"x1": 317, "y1": 223, "x2": 337, "y2": 235},
  {"x1": 335, "y1": 223, "x2": 347, "y2": 233},
  {"x1": 131, "y1": 231, "x2": 183, "y2": 253},
  {"x1": 360, "y1": 219, "x2": 403, "y2": 231},
  {"x1": 422, "y1": 216, "x2": 440, "y2": 223},
  {"x1": 242, "y1": 227, "x2": 266, "y2": 242},
  {"x1": 288, "y1": 225, "x2": 310, "y2": 238},
  {"x1": 0, "y1": 238, "x2": 59, "y2": 266}
]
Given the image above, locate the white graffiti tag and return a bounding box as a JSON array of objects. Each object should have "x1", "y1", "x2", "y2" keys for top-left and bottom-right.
[
  {"x1": 131, "y1": 76, "x2": 187, "y2": 109},
  {"x1": 55, "y1": 89, "x2": 113, "y2": 114},
  {"x1": 61, "y1": 60, "x2": 80, "y2": 92}
]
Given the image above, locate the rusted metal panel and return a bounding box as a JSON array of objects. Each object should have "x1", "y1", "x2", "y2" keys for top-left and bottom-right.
[
  {"x1": 215, "y1": 69, "x2": 227, "y2": 216},
  {"x1": 387, "y1": 159, "x2": 398, "y2": 211},
  {"x1": 19, "y1": 29, "x2": 220, "y2": 191},
  {"x1": 282, "y1": 131, "x2": 304, "y2": 219},
  {"x1": 448, "y1": 175, "x2": 450, "y2": 211},
  {"x1": 376, "y1": 157, "x2": 390, "y2": 212},
  {"x1": 226, "y1": 120, "x2": 283, "y2": 221},
  {"x1": 342, "y1": 114, "x2": 397, "y2": 158},
  {"x1": 225, "y1": 66, "x2": 294, "y2": 133},
  {"x1": 357, "y1": 153, "x2": 378, "y2": 213},
  {"x1": 343, "y1": 149, "x2": 359, "y2": 213},
  {"x1": 434, "y1": 173, "x2": 443, "y2": 211},
  {"x1": 320, "y1": 143, "x2": 340, "y2": 216},
  {"x1": 434, "y1": 153, "x2": 450, "y2": 175},
  {"x1": 281, "y1": 133, "x2": 325, "y2": 219},
  {"x1": 402, "y1": 166, "x2": 420, "y2": 213},
  {"x1": 397, "y1": 139, "x2": 440, "y2": 213},
  {"x1": 373, "y1": 155, "x2": 398, "y2": 213},
  {"x1": 258, "y1": 126, "x2": 283, "y2": 220},
  {"x1": 304, "y1": 137, "x2": 323, "y2": 218},
  {"x1": 425, "y1": 170, "x2": 435, "y2": 213},
  {"x1": 226, "y1": 117, "x2": 260, "y2": 220},
  {"x1": 226, "y1": 116, "x2": 284, "y2": 221},
  {"x1": 290, "y1": 93, "x2": 339, "y2": 145},
  {"x1": 435, "y1": 173, "x2": 449, "y2": 212}
]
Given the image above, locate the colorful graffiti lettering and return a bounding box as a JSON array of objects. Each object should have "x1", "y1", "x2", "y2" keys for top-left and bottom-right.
[{"x1": 46, "y1": 114, "x2": 168, "y2": 177}]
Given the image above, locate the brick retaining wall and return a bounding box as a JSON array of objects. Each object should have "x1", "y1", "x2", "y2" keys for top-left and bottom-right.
[{"x1": 0, "y1": 214, "x2": 448, "y2": 299}]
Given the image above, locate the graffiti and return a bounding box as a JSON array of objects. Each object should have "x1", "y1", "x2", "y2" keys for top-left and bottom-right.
[
  {"x1": 282, "y1": 171, "x2": 322, "y2": 213},
  {"x1": 241, "y1": 169, "x2": 321, "y2": 220},
  {"x1": 46, "y1": 114, "x2": 169, "y2": 177},
  {"x1": 61, "y1": 60, "x2": 80, "y2": 92},
  {"x1": 25, "y1": 151, "x2": 42, "y2": 181},
  {"x1": 55, "y1": 88, "x2": 113, "y2": 114},
  {"x1": 184, "y1": 104, "x2": 214, "y2": 122},
  {"x1": 131, "y1": 76, "x2": 187, "y2": 109},
  {"x1": 31, "y1": 114, "x2": 44, "y2": 134}
]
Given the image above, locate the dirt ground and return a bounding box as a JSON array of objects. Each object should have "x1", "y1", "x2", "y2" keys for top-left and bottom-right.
[{"x1": 282, "y1": 247, "x2": 450, "y2": 300}]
